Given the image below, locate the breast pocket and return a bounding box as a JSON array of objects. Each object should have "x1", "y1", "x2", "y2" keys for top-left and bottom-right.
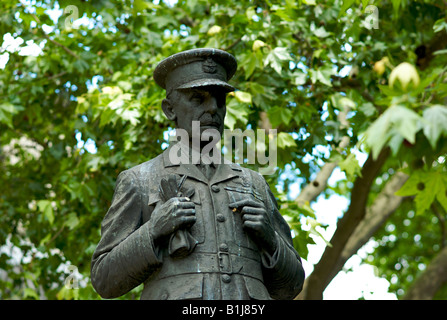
[
  {"x1": 224, "y1": 185, "x2": 264, "y2": 250},
  {"x1": 224, "y1": 185, "x2": 264, "y2": 206}
]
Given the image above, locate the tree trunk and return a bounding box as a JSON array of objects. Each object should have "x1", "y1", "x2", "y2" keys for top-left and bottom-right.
[{"x1": 403, "y1": 245, "x2": 447, "y2": 300}]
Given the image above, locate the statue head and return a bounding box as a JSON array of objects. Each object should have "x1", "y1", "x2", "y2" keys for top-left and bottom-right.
[{"x1": 154, "y1": 48, "x2": 237, "y2": 138}]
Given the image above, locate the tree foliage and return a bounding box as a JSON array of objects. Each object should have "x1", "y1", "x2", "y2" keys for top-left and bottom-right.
[{"x1": 1, "y1": 0, "x2": 446, "y2": 299}]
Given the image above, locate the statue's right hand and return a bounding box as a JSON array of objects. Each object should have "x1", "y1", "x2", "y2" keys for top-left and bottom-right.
[{"x1": 149, "y1": 197, "x2": 196, "y2": 242}]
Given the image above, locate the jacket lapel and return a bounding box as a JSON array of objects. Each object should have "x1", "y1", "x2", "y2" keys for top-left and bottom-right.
[{"x1": 210, "y1": 162, "x2": 243, "y2": 185}]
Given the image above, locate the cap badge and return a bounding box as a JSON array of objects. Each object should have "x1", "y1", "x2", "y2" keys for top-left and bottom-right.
[{"x1": 202, "y1": 58, "x2": 217, "y2": 74}]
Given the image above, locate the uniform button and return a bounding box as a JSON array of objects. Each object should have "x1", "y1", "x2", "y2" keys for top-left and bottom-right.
[
  {"x1": 221, "y1": 274, "x2": 231, "y2": 283},
  {"x1": 211, "y1": 185, "x2": 220, "y2": 193},
  {"x1": 219, "y1": 243, "x2": 229, "y2": 252},
  {"x1": 216, "y1": 214, "x2": 225, "y2": 222}
]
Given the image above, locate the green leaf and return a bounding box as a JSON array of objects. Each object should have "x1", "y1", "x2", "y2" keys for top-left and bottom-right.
[
  {"x1": 73, "y1": 58, "x2": 89, "y2": 73},
  {"x1": 361, "y1": 0, "x2": 370, "y2": 10},
  {"x1": 436, "y1": 181, "x2": 447, "y2": 213},
  {"x1": 120, "y1": 108, "x2": 141, "y2": 126},
  {"x1": 294, "y1": 71, "x2": 307, "y2": 86},
  {"x1": 267, "y1": 106, "x2": 293, "y2": 128},
  {"x1": 359, "y1": 102, "x2": 377, "y2": 117},
  {"x1": 39, "y1": 233, "x2": 52, "y2": 247},
  {"x1": 309, "y1": 66, "x2": 334, "y2": 87},
  {"x1": 339, "y1": 0, "x2": 355, "y2": 17},
  {"x1": 395, "y1": 170, "x2": 425, "y2": 197},
  {"x1": 56, "y1": 285, "x2": 79, "y2": 300},
  {"x1": 245, "y1": 55, "x2": 257, "y2": 79},
  {"x1": 240, "y1": 51, "x2": 262, "y2": 79},
  {"x1": 64, "y1": 212, "x2": 80, "y2": 230},
  {"x1": 23, "y1": 288, "x2": 40, "y2": 300},
  {"x1": 277, "y1": 132, "x2": 296, "y2": 148},
  {"x1": 330, "y1": 93, "x2": 356, "y2": 112},
  {"x1": 391, "y1": 0, "x2": 402, "y2": 15},
  {"x1": 391, "y1": 106, "x2": 422, "y2": 144},
  {"x1": 245, "y1": 7, "x2": 256, "y2": 21},
  {"x1": 37, "y1": 200, "x2": 54, "y2": 225},
  {"x1": 396, "y1": 171, "x2": 447, "y2": 215},
  {"x1": 0, "y1": 103, "x2": 23, "y2": 128},
  {"x1": 338, "y1": 153, "x2": 362, "y2": 179},
  {"x1": 313, "y1": 26, "x2": 331, "y2": 38},
  {"x1": 433, "y1": 18, "x2": 447, "y2": 33},
  {"x1": 225, "y1": 98, "x2": 251, "y2": 130},
  {"x1": 433, "y1": 49, "x2": 447, "y2": 55},
  {"x1": 306, "y1": 218, "x2": 332, "y2": 247},
  {"x1": 133, "y1": 0, "x2": 152, "y2": 12},
  {"x1": 264, "y1": 47, "x2": 291, "y2": 74},
  {"x1": 234, "y1": 91, "x2": 252, "y2": 104},
  {"x1": 365, "y1": 105, "x2": 423, "y2": 159},
  {"x1": 422, "y1": 105, "x2": 447, "y2": 149},
  {"x1": 418, "y1": 173, "x2": 446, "y2": 215}
]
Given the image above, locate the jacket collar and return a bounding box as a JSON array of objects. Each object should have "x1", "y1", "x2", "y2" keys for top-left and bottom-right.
[{"x1": 162, "y1": 143, "x2": 243, "y2": 185}]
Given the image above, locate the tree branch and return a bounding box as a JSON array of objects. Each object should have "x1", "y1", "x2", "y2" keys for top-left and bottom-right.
[
  {"x1": 295, "y1": 106, "x2": 351, "y2": 206},
  {"x1": 0, "y1": 71, "x2": 68, "y2": 99},
  {"x1": 258, "y1": 111, "x2": 272, "y2": 130},
  {"x1": 332, "y1": 171, "x2": 408, "y2": 279},
  {"x1": 42, "y1": 34, "x2": 80, "y2": 59},
  {"x1": 297, "y1": 170, "x2": 408, "y2": 299},
  {"x1": 300, "y1": 147, "x2": 390, "y2": 300},
  {"x1": 29, "y1": 12, "x2": 80, "y2": 59},
  {"x1": 222, "y1": 37, "x2": 242, "y2": 52}
]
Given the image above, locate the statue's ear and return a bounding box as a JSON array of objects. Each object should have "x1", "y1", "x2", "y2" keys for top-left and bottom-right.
[{"x1": 162, "y1": 99, "x2": 176, "y2": 121}]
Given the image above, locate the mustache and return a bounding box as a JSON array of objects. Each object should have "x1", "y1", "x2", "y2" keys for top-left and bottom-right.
[{"x1": 198, "y1": 113, "x2": 221, "y2": 125}]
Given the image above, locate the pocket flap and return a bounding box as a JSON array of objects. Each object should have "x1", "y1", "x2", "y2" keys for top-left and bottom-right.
[
  {"x1": 168, "y1": 274, "x2": 203, "y2": 299},
  {"x1": 244, "y1": 276, "x2": 271, "y2": 300},
  {"x1": 225, "y1": 186, "x2": 263, "y2": 202},
  {"x1": 142, "y1": 274, "x2": 204, "y2": 300},
  {"x1": 148, "y1": 191, "x2": 201, "y2": 206}
]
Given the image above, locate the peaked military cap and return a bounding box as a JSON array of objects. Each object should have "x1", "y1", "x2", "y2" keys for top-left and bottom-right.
[{"x1": 153, "y1": 48, "x2": 237, "y2": 94}]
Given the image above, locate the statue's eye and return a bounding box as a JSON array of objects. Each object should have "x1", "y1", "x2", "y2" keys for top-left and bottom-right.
[
  {"x1": 190, "y1": 93, "x2": 204, "y2": 103},
  {"x1": 215, "y1": 92, "x2": 226, "y2": 108}
]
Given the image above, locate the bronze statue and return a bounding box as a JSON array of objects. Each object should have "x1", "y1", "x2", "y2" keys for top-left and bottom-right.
[{"x1": 91, "y1": 48, "x2": 305, "y2": 300}]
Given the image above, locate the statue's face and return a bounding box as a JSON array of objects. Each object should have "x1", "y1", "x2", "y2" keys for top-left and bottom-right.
[{"x1": 165, "y1": 86, "x2": 227, "y2": 138}]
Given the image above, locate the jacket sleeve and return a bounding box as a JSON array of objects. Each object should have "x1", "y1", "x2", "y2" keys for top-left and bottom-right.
[
  {"x1": 258, "y1": 175, "x2": 305, "y2": 300},
  {"x1": 90, "y1": 170, "x2": 162, "y2": 299}
]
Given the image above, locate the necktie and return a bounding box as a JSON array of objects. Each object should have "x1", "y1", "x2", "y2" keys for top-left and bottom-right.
[{"x1": 199, "y1": 163, "x2": 216, "y2": 180}]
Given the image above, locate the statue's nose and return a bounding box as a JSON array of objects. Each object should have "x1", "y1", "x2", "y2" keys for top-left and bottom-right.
[{"x1": 204, "y1": 95, "x2": 218, "y2": 114}]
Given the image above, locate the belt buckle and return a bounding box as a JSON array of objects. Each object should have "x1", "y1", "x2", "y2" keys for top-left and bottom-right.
[{"x1": 218, "y1": 251, "x2": 232, "y2": 274}]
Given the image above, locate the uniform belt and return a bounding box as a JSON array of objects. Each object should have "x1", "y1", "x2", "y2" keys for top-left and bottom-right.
[{"x1": 156, "y1": 250, "x2": 264, "y2": 282}]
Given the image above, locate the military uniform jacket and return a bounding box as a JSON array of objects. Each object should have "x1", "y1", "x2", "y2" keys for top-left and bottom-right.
[{"x1": 91, "y1": 145, "x2": 305, "y2": 300}]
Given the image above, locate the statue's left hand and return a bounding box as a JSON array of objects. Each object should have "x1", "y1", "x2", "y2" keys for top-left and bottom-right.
[{"x1": 229, "y1": 198, "x2": 277, "y2": 254}]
